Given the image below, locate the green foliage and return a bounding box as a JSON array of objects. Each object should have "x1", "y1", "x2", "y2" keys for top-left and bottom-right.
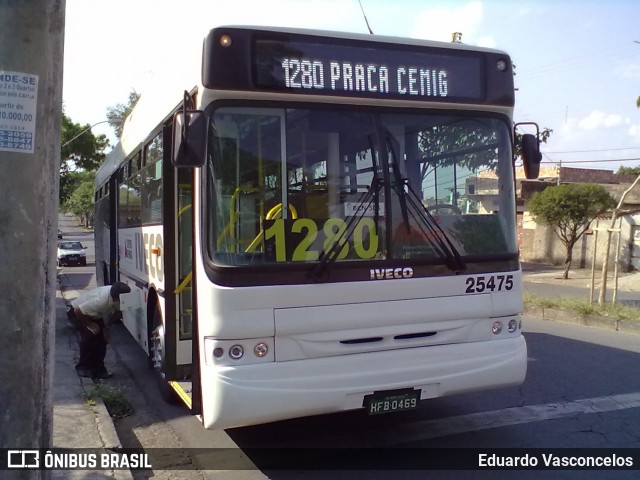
[
  {"x1": 523, "y1": 292, "x2": 640, "y2": 321},
  {"x1": 514, "y1": 127, "x2": 553, "y2": 158},
  {"x1": 418, "y1": 120, "x2": 500, "y2": 171},
  {"x1": 60, "y1": 170, "x2": 94, "y2": 212},
  {"x1": 107, "y1": 90, "x2": 140, "y2": 138},
  {"x1": 60, "y1": 113, "x2": 109, "y2": 206},
  {"x1": 86, "y1": 384, "x2": 134, "y2": 420},
  {"x1": 63, "y1": 171, "x2": 95, "y2": 223},
  {"x1": 65, "y1": 181, "x2": 94, "y2": 218},
  {"x1": 60, "y1": 91, "x2": 139, "y2": 216},
  {"x1": 528, "y1": 183, "x2": 616, "y2": 277},
  {"x1": 60, "y1": 170, "x2": 90, "y2": 206},
  {"x1": 616, "y1": 165, "x2": 640, "y2": 176},
  {"x1": 529, "y1": 183, "x2": 615, "y2": 234},
  {"x1": 61, "y1": 114, "x2": 109, "y2": 171}
]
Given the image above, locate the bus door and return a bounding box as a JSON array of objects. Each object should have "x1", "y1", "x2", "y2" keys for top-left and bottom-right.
[{"x1": 171, "y1": 167, "x2": 201, "y2": 414}]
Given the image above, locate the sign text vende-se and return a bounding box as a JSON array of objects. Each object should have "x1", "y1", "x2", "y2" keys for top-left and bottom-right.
[{"x1": 0, "y1": 71, "x2": 38, "y2": 154}]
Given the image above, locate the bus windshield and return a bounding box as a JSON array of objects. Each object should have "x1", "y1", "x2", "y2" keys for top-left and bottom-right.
[{"x1": 205, "y1": 106, "x2": 517, "y2": 271}]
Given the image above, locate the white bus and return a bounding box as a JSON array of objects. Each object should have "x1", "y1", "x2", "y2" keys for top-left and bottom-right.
[{"x1": 94, "y1": 26, "x2": 542, "y2": 429}]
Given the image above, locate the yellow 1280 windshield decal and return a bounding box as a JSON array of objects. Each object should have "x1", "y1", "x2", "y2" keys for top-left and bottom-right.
[{"x1": 263, "y1": 217, "x2": 379, "y2": 262}]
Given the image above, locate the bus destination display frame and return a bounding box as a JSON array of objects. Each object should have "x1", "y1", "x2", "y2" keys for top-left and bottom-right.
[{"x1": 252, "y1": 36, "x2": 486, "y2": 103}]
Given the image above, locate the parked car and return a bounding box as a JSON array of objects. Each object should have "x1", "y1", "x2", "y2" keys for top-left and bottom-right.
[{"x1": 57, "y1": 241, "x2": 87, "y2": 266}]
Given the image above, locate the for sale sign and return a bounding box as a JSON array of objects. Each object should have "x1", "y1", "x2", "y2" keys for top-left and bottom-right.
[{"x1": 0, "y1": 71, "x2": 38, "y2": 154}]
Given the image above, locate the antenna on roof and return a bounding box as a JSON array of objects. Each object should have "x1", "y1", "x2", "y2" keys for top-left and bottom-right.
[{"x1": 358, "y1": 0, "x2": 374, "y2": 34}]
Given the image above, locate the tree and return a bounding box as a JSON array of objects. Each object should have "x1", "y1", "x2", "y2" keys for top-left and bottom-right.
[
  {"x1": 61, "y1": 113, "x2": 109, "y2": 171},
  {"x1": 60, "y1": 113, "x2": 109, "y2": 205},
  {"x1": 64, "y1": 174, "x2": 96, "y2": 227},
  {"x1": 416, "y1": 121, "x2": 552, "y2": 188},
  {"x1": 514, "y1": 127, "x2": 552, "y2": 159},
  {"x1": 107, "y1": 90, "x2": 140, "y2": 137},
  {"x1": 616, "y1": 165, "x2": 640, "y2": 176},
  {"x1": 598, "y1": 174, "x2": 640, "y2": 304},
  {"x1": 528, "y1": 183, "x2": 616, "y2": 279}
]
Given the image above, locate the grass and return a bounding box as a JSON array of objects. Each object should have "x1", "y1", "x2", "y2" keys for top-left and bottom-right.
[
  {"x1": 524, "y1": 292, "x2": 640, "y2": 321},
  {"x1": 85, "y1": 384, "x2": 134, "y2": 420}
]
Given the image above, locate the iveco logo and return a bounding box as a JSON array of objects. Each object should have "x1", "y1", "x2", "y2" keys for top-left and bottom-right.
[{"x1": 370, "y1": 267, "x2": 414, "y2": 280}]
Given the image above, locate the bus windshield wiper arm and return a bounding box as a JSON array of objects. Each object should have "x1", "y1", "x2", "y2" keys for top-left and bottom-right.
[
  {"x1": 310, "y1": 177, "x2": 383, "y2": 282},
  {"x1": 401, "y1": 180, "x2": 466, "y2": 272},
  {"x1": 311, "y1": 133, "x2": 384, "y2": 282},
  {"x1": 385, "y1": 136, "x2": 410, "y2": 234},
  {"x1": 385, "y1": 136, "x2": 466, "y2": 272}
]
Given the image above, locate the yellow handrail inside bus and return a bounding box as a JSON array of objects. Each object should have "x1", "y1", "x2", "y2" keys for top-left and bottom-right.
[
  {"x1": 174, "y1": 271, "x2": 192, "y2": 294},
  {"x1": 178, "y1": 204, "x2": 192, "y2": 217},
  {"x1": 216, "y1": 187, "x2": 260, "y2": 249},
  {"x1": 245, "y1": 203, "x2": 298, "y2": 252}
]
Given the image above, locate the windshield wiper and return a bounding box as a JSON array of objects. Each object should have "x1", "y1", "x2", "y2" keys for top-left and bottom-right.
[
  {"x1": 385, "y1": 135, "x2": 466, "y2": 272},
  {"x1": 311, "y1": 133, "x2": 383, "y2": 282},
  {"x1": 310, "y1": 177, "x2": 383, "y2": 282},
  {"x1": 311, "y1": 121, "x2": 466, "y2": 281},
  {"x1": 401, "y1": 179, "x2": 466, "y2": 272}
]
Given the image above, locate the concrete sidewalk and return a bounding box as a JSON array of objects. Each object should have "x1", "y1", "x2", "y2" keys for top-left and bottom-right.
[{"x1": 52, "y1": 280, "x2": 133, "y2": 480}]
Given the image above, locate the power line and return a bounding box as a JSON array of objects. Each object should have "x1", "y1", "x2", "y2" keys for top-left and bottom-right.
[
  {"x1": 544, "y1": 146, "x2": 640, "y2": 155},
  {"x1": 540, "y1": 157, "x2": 640, "y2": 165}
]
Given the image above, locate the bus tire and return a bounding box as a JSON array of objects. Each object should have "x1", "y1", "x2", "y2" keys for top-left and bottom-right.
[{"x1": 149, "y1": 305, "x2": 179, "y2": 404}]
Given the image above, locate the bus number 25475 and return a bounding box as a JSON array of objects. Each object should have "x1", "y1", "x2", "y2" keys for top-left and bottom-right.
[{"x1": 465, "y1": 274, "x2": 514, "y2": 294}]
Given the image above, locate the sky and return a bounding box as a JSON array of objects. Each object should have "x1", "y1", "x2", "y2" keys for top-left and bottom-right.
[{"x1": 63, "y1": 0, "x2": 640, "y2": 172}]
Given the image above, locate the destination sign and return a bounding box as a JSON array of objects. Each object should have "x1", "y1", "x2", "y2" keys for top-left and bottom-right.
[{"x1": 254, "y1": 38, "x2": 485, "y2": 102}]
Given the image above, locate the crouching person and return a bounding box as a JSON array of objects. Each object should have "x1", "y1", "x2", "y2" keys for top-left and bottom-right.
[{"x1": 67, "y1": 282, "x2": 131, "y2": 379}]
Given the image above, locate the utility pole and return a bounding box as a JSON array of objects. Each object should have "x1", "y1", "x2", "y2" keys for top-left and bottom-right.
[{"x1": 0, "y1": 0, "x2": 65, "y2": 472}]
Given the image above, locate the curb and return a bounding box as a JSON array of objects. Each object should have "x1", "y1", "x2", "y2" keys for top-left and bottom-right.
[
  {"x1": 78, "y1": 375, "x2": 123, "y2": 450},
  {"x1": 57, "y1": 275, "x2": 133, "y2": 480},
  {"x1": 523, "y1": 304, "x2": 640, "y2": 335}
]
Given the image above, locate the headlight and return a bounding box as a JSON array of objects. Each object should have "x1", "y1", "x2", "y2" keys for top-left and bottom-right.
[
  {"x1": 254, "y1": 342, "x2": 268, "y2": 358},
  {"x1": 492, "y1": 321, "x2": 503, "y2": 335},
  {"x1": 204, "y1": 337, "x2": 274, "y2": 366},
  {"x1": 229, "y1": 344, "x2": 244, "y2": 360}
]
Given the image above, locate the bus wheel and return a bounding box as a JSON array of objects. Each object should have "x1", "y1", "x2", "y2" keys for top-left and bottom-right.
[{"x1": 149, "y1": 306, "x2": 179, "y2": 404}]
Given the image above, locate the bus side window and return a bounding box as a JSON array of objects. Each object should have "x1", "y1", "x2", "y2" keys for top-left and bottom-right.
[
  {"x1": 118, "y1": 165, "x2": 128, "y2": 228},
  {"x1": 142, "y1": 133, "x2": 163, "y2": 224},
  {"x1": 128, "y1": 153, "x2": 142, "y2": 226}
]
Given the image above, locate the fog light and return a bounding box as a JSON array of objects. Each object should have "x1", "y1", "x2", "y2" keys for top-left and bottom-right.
[
  {"x1": 508, "y1": 319, "x2": 518, "y2": 333},
  {"x1": 213, "y1": 347, "x2": 224, "y2": 358},
  {"x1": 229, "y1": 344, "x2": 244, "y2": 360},
  {"x1": 492, "y1": 321, "x2": 503, "y2": 335},
  {"x1": 254, "y1": 342, "x2": 268, "y2": 358}
]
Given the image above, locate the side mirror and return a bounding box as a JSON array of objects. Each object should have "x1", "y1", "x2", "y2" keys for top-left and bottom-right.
[
  {"x1": 172, "y1": 110, "x2": 206, "y2": 167},
  {"x1": 521, "y1": 133, "x2": 542, "y2": 179}
]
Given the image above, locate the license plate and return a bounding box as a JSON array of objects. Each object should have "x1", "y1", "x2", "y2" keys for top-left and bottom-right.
[{"x1": 364, "y1": 389, "x2": 421, "y2": 415}]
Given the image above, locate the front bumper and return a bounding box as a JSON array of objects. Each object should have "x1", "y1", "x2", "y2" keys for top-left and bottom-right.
[{"x1": 200, "y1": 335, "x2": 527, "y2": 429}]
